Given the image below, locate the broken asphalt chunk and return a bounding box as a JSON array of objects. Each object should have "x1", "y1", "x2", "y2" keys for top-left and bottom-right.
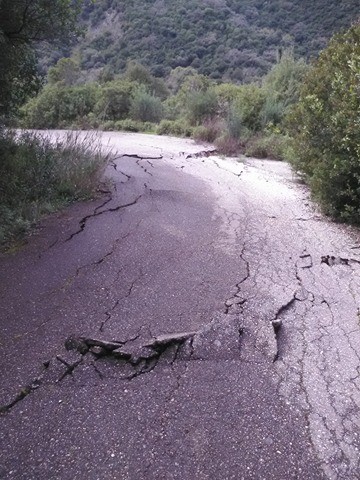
[
  {"x1": 82, "y1": 338, "x2": 124, "y2": 351},
  {"x1": 65, "y1": 336, "x2": 125, "y2": 354},
  {"x1": 64, "y1": 335, "x2": 89, "y2": 354},
  {"x1": 144, "y1": 331, "x2": 197, "y2": 348}
]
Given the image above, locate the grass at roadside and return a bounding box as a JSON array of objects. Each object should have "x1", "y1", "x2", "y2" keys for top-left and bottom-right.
[{"x1": 0, "y1": 129, "x2": 111, "y2": 247}]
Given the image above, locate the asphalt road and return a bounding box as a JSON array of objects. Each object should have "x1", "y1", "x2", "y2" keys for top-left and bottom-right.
[{"x1": 1, "y1": 132, "x2": 360, "y2": 479}]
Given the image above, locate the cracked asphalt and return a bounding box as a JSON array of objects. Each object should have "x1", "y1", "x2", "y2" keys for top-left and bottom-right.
[{"x1": 1, "y1": 131, "x2": 360, "y2": 479}]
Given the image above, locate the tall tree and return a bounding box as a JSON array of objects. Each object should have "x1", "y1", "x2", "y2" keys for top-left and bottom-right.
[{"x1": 0, "y1": 0, "x2": 83, "y2": 117}]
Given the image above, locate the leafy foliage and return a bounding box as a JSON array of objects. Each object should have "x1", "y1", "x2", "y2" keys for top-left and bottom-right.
[
  {"x1": 21, "y1": 55, "x2": 304, "y2": 166},
  {"x1": 124, "y1": 61, "x2": 169, "y2": 99},
  {"x1": 262, "y1": 52, "x2": 308, "y2": 125},
  {"x1": 94, "y1": 80, "x2": 135, "y2": 121},
  {"x1": 21, "y1": 83, "x2": 99, "y2": 128},
  {"x1": 47, "y1": 58, "x2": 81, "y2": 86},
  {"x1": 21, "y1": 61, "x2": 170, "y2": 128},
  {"x1": 186, "y1": 90, "x2": 219, "y2": 126},
  {"x1": 231, "y1": 84, "x2": 266, "y2": 132},
  {"x1": 129, "y1": 89, "x2": 164, "y2": 123},
  {"x1": 76, "y1": 0, "x2": 357, "y2": 82},
  {"x1": 156, "y1": 119, "x2": 193, "y2": 137},
  {"x1": 245, "y1": 133, "x2": 291, "y2": 160},
  {"x1": 286, "y1": 24, "x2": 360, "y2": 222},
  {"x1": 0, "y1": 0, "x2": 111, "y2": 247},
  {"x1": 0, "y1": 0, "x2": 84, "y2": 117}
]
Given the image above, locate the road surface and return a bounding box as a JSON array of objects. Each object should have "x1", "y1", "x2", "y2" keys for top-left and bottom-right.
[{"x1": 1, "y1": 132, "x2": 360, "y2": 479}]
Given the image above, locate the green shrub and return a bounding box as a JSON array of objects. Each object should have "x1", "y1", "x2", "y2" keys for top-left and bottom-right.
[
  {"x1": 79, "y1": 113, "x2": 100, "y2": 129},
  {"x1": 101, "y1": 120, "x2": 116, "y2": 131},
  {"x1": 124, "y1": 61, "x2": 169, "y2": 99},
  {"x1": 156, "y1": 119, "x2": 193, "y2": 137},
  {"x1": 213, "y1": 83, "x2": 243, "y2": 116},
  {"x1": 261, "y1": 52, "x2": 308, "y2": 126},
  {"x1": 114, "y1": 119, "x2": 141, "y2": 132},
  {"x1": 47, "y1": 58, "x2": 81, "y2": 86},
  {"x1": 215, "y1": 135, "x2": 243, "y2": 156},
  {"x1": 261, "y1": 98, "x2": 286, "y2": 126},
  {"x1": 94, "y1": 80, "x2": 134, "y2": 121},
  {"x1": 231, "y1": 84, "x2": 266, "y2": 132},
  {"x1": 21, "y1": 83, "x2": 99, "y2": 128},
  {"x1": 245, "y1": 134, "x2": 291, "y2": 160},
  {"x1": 142, "y1": 122, "x2": 157, "y2": 133},
  {"x1": 193, "y1": 118, "x2": 222, "y2": 143},
  {"x1": 156, "y1": 120, "x2": 176, "y2": 135},
  {"x1": 286, "y1": 24, "x2": 360, "y2": 222},
  {"x1": 0, "y1": 206, "x2": 30, "y2": 245},
  {"x1": 186, "y1": 90, "x2": 218, "y2": 125},
  {"x1": 0, "y1": 129, "x2": 110, "y2": 245},
  {"x1": 226, "y1": 106, "x2": 246, "y2": 139},
  {"x1": 129, "y1": 89, "x2": 164, "y2": 123}
]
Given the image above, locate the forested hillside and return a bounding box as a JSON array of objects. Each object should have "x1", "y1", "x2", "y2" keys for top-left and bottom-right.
[{"x1": 70, "y1": 0, "x2": 358, "y2": 82}]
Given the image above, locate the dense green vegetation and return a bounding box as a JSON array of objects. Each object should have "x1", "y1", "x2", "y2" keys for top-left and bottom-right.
[
  {"x1": 0, "y1": 0, "x2": 83, "y2": 118},
  {"x1": 0, "y1": 1, "x2": 111, "y2": 246},
  {"x1": 0, "y1": 130, "x2": 110, "y2": 245},
  {"x1": 21, "y1": 52, "x2": 307, "y2": 160},
  {"x1": 287, "y1": 23, "x2": 360, "y2": 223},
  {"x1": 76, "y1": 0, "x2": 357, "y2": 82}
]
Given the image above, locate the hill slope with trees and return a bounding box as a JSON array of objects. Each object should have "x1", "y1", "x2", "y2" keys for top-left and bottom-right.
[{"x1": 72, "y1": 0, "x2": 358, "y2": 82}]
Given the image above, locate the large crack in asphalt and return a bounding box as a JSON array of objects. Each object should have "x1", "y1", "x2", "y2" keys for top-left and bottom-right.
[
  {"x1": 136, "y1": 158, "x2": 154, "y2": 176},
  {"x1": 65, "y1": 234, "x2": 131, "y2": 290},
  {"x1": 5, "y1": 149, "x2": 360, "y2": 477},
  {"x1": 184, "y1": 149, "x2": 218, "y2": 159},
  {"x1": 120, "y1": 154, "x2": 163, "y2": 160},
  {"x1": 99, "y1": 268, "x2": 144, "y2": 332},
  {"x1": 223, "y1": 245, "x2": 250, "y2": 315},
  {"x1": 64, "y1": 194, "x2": 142, "y2": 243},
  {"x1": 146, "y1": 153, "x2": 360, "y2": 477},
  {"x1": 321, "y1": 254, "x2": 360, "y2": 267},
  {"x1": 110, "y1": 158, "x2": 131, "y2": 182},
  {"x1": 271, "y1": 295, "x2": 297, "y2": 362},
  {"x1": 267, "y1": 241, "x2": 360, "y2": 478},
  {"x1": 267, "y1": 249, "x2": 321, "y2": 364},
  {"x1": 0, "y1": 315, "x2": 244, "y2": 415},
  {"x1": 211, "y1": 157, "x2": 244, "y2": 178},
  {"x1": 39, "y1": 150, "x2": 166, "y2": 251},
  {"x1": 62, "y1": 147, "x2": 164, "y2": 245}
]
